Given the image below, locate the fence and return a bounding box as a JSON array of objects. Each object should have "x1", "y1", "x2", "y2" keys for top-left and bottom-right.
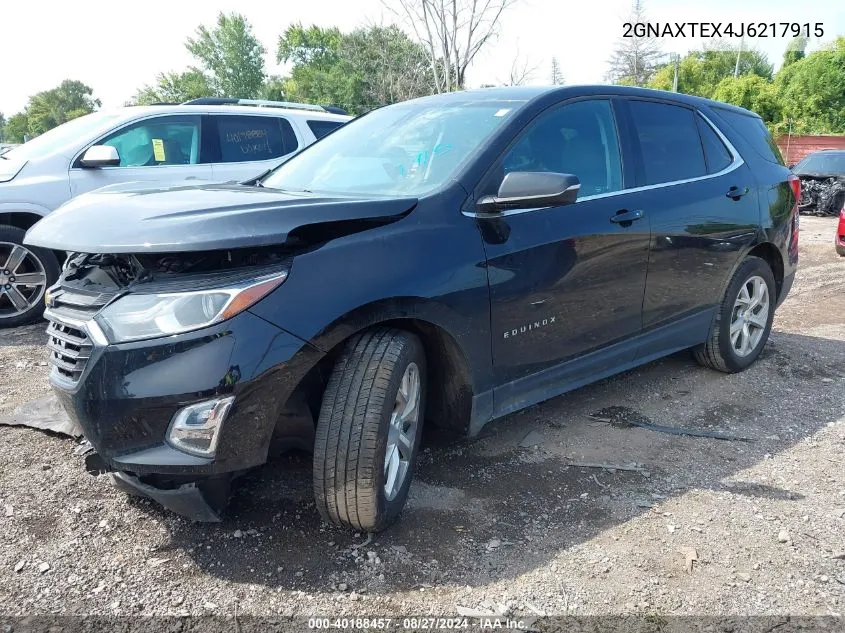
[{"x1": 776, "y1": 134, "x2": 845, "y2": 166}]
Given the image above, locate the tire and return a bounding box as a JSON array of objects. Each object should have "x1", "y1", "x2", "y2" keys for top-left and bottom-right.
[
  {"x1": 694, "y1": 256, "x2": 776, "y2": 373},
  {"x1": 0, "y1": 225, "x2": 60, "y2": 328},
  {"x1": 313, "y1": 328, "x2": 426, "y2": 532}
]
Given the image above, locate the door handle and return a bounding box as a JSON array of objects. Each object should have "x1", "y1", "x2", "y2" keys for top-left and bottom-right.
[
  {"x1": 726, "y1": 186, "x2": 749, "y2": 200},
  {"x1": 610, "y1": 209, "x2": 644, "y2": 224}
]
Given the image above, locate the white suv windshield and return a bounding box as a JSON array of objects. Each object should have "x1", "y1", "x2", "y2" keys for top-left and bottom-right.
[
  {"x1": 3, "y1": 112, "x2": 121, "y2": 162},
  {"x1": 262, "y1": 100, "x2": 521, "y2": 196}
]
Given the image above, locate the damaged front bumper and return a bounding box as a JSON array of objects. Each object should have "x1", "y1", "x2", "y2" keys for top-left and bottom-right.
[
  {"x1": 48, "y1": 306, "x2": 321, "y2": 521},
  {"x1": 797, "y1": 175, "x2": 845, "y2": 216},
  {"x1": 110, "y1": 471, "x2": 228, "y2": 523}
]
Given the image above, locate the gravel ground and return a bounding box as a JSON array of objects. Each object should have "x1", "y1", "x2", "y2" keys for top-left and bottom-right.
[{"x1": 1, "y1": 217, "x2": 844, "y2": 626}]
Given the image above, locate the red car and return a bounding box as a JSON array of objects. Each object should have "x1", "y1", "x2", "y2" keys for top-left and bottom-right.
[{"x1": 837, "y1": 206, "x2": 845, "y2": 256}]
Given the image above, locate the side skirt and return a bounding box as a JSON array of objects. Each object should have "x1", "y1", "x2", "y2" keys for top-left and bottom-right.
[{"x1": 468, "y1": 309, "x2": 716, "y2": 436}]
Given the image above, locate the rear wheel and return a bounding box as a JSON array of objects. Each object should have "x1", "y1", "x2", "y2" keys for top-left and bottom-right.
[
  {"x1": 313, "y1": 328, "x2": 426, "y2": 532},
  {"x1": 0, "y1": 225, "x2": 60, "y2": 328},
  {"x1": 694, "y1": 256, "x2": 776, "y2": 373}
]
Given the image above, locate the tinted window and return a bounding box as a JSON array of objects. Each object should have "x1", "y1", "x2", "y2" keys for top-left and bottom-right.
[
  {"x1": 308, "y1": 120, "x2": 344, "y2": 139},
  {"x1": 697, "y1": 114, "x2": 733, "y2": 173},
  {"x1": 100, "y1": 116, "x2": 201, "y2": 167},
  {"x1": 502, "y1": 100, "x2": 623, "y2": 196},
  {"x1": 715, "y1": 108, "x2": 784, "y2": 165},
  {"x1": 216, "y1": 116, "x2": 298, "y2": 163},
  {"x1": 628, "y1": 101, "x2": 706, "y2": 185}
]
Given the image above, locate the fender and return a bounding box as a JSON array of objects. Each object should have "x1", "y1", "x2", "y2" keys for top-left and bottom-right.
[{"x1": 0, "y1": 202, "x2": 52, "y2": 217}]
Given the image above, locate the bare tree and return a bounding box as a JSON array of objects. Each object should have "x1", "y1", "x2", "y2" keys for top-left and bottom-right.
[
  {"x1": 498, "y1": 46, "x2": 537, "y2": 86},
  {"x1": 550, "y1": 57, "x2": 564, "y2": 85},
  {"x1": 605, "y1": 0, "x2": 662, "y2": 86},
  {"x1": 386, "y1": 0, "x2": 519, "y2": 92}
]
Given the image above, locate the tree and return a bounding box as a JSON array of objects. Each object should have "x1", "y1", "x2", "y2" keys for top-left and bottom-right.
[
  {"x1": 649, "y1": 45, "x2": 772, "y2": 97},
  {"x1": 132, "y1": 69, "x2": 214, "y2": 105},
  {"x1": 550, "y1": 57, "x2": 564, "y2": 85},
  {"x1": 5, "y1": 113, "x2": 29, "y2": 143},
  {"x1": 277, "y1": 24, "x2": 357, "y2": 109},
  {"x1": 782, "y1": 36, "x2": 808, "y2": 68},
  {"x1": 773, "y1": 36, "x2": 845, "y2": 134},
  {"x1": 711, "y1": 75, "x2": 782, "y2": 125},
  {"x1": 387, "y1": 0, "x2": 518, "y2": 92},
  {"x1": 0, "y1": 112, "x2": 5, "y2": 143},
  {"x1": 277, "y1": 24, "x2": 436, "y2": 113},
  {"x1": 25, "y1": 80, "x2": 100, "y2": 137},
  {"x1": 261, "y1": 75, "x2": 287, "y2": 101},
  {"x1": 605, "y1": 0, "x2": 662, "y2": 86},
  {"x1": 342, "y1": 25, "x2": 438, "y2": 105},
  {"x1": 186, "y1": 12, "x2": 266, "y2": 98}
]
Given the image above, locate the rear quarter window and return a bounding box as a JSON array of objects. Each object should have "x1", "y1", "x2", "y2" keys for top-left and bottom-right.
[
  {"x1": 214, "y1": 115, "x2": 299, "y2": 163},
  {"x1": 307, "y1": 120, "x2": 345, "y2": 140},
  {"x1": 713, "y1": 108, "x2": 784, "y2": 166}
]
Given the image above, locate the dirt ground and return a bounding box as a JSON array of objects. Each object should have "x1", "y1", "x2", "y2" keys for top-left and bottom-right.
[{"x1": 1, "y1": 217, "x2": 843, "y2": 625}]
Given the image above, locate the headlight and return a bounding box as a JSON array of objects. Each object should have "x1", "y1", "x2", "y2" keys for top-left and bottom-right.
[{"x1": 95, "y1": 271, "x2": 287, "y2": 343}]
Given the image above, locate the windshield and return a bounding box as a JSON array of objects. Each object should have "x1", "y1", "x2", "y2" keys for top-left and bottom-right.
[
  {"x1": 262, "y1": 100, "x2": 522, "y2": 196},
  {"x1": 794, "y1": 153, "x2": 845, "y2": 174},
  {"x1": 3, "y1": 112, "x2": 121, "y2": 162}
]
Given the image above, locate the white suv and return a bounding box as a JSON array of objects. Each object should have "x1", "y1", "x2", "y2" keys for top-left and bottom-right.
[{"x1": 0, "y1": 99, "x2": 350, "y2": 326}]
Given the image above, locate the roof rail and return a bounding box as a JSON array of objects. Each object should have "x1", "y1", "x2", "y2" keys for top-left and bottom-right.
[{"x1": 182, "y1": 97, "x2": 337, "y2": 114}]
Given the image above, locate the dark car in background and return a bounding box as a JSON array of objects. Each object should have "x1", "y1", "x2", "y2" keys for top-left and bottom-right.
[{"x1": 25, "y1": 86, "x2": 799, "y2": 531}]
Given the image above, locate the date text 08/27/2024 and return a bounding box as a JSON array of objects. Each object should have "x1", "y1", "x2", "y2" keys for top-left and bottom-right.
[{"x1": 623, "y1": 22, "x2": 825, "y2": 39}]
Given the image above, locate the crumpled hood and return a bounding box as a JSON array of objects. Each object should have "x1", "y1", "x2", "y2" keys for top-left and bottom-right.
[{"x1": 24, "y1": 181, "x2": 417, "y2": 253}]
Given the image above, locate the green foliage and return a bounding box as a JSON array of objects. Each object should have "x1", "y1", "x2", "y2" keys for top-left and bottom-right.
[
  {"x1": 711, "y1": 75, "x2": 782, "y2": 125},
  {"x1": 5, "y1": 113, "x2": 29, "y2": 144},
  {"x1": 649, "y1": 46, "x2": 772, "y2": 98},
  {"x1": 773, "y1": 37, "x2": 845, "y2": 135},
  {"x1": 132, "y1": 68, "x2": 214, "y2": 105},
  {"x1": 24, "y1": 80, "x2": 100, "y2": 137},
  {"x1": 0, "y1": 112, "x2": 5, "y2": 142},
  {"x1": 276, "y1": 24, "x2": 435, "y2": 114},
  {"x1": 186, "y1": 12, "x2": 266, "y2": 98},
  {"x1": 261, "y1": 75, "x2": 287, "y2": 101}
]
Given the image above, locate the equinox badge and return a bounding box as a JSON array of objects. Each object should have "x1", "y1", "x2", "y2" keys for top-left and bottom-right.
[{"x1": 503, "y1": 316, "x2": 556, "y2": 339}]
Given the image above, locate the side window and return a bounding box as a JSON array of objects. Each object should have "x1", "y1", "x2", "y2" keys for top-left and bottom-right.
[
  {"x1": 215, "y1": 116, "x2": 299, "y2": 163},
  {"x1": 714, "y1": 107, "x2": 784, "y2": 165},
  {"x1": 99, "y1": 116, "x2": 201, "y2": 167},
  {"x1": 696, "y1": 113, "x2": 733, "y2": 174},
  {"x1": 307, "y1": 119, "x2": 345, "y2": 140},
  {"x1": 628, "y1": 101, "x2": 706, "y2": 185},
  {"x1": 501, "y1": 100, "x2": 623, "y2": 196}
]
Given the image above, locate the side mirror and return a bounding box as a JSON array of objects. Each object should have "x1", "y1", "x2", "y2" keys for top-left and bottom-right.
[
  {"x1": 80, "y1": 145, "x2": 120, "y2": 168},
  {"x1": 476, "y1": 172, "x2": 580, "y2": 214}
]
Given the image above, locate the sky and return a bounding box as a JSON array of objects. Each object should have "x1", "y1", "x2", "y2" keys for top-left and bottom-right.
[{"x1": 1, "y1": 0, "x2": 843, "y2": 116}]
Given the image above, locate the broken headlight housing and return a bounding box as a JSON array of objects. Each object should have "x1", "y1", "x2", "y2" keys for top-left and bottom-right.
[{"x1": 94, "y1": 271, "x2": 288, "y2": 344}]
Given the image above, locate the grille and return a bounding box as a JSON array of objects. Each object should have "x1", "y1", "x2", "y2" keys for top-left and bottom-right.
[
  {"x1": 44, "y1": 285, "x2": 116, "y2": 382},
  {"x1": 46, "y1": 318, "x2": 92, "y2": 381}
]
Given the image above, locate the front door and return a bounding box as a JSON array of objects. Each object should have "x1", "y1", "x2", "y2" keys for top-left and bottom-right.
[
  {"x1": 474, "y1": 99, "x2": 650, "y2": 414},
  {"x1": 69, "y1": 114, "x2": 211, "y2": 197}
]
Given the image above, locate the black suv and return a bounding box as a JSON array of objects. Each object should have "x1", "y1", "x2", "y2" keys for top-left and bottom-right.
[{"x1": 25, "y1": 86, "x2": 799, "y2": 531}]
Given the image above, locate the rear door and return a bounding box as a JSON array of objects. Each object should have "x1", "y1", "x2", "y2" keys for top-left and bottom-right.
[
  {"x1": 69, "y1": 114, "x2": 211, "y2": 197},
  {"x1": 207, "y1": 114, "x2": 301, "y2": 182},
  {"x1": 476, "y1": 98, "x2": 650, "y2": 412},
  {"x1": 615, "y1": 98, "x2": 760, "y2": 334}
]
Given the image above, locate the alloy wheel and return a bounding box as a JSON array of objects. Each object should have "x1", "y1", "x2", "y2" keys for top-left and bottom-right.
[
  {"x1": 384, "y1": 362, "x2": 421, "y2": 501},
  {"x1": 730, "y1": 275, "x2": 770, "y2": 357},
  {"x1": 0, "y1": 242, "x2": 48, "y2": 320}
]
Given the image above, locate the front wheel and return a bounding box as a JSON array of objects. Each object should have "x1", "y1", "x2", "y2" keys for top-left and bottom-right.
[
  {"x1": 694, "y1": 256, "x2": 776, "y2": 373},
  {"x1": 313, "y1": 328, "x2": 426, "y2": 532},
  {"x1": 0, "y1": 225, "x2": 60, "y2": 328}
]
